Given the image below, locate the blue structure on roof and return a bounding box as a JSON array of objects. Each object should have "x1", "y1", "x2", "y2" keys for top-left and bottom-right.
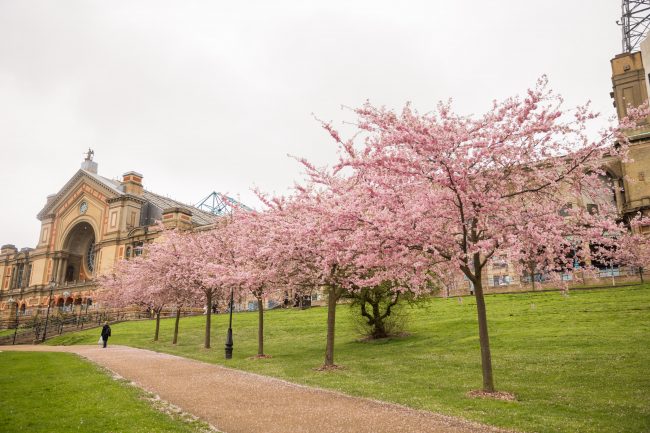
[{"x1": 195, "y1": 192, "x2": 253, "y2": 216}]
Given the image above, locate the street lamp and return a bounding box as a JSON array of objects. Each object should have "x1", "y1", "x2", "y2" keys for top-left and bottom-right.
[
  {"x1": 42, "y1": 281, "x2": 55, "y2": 342},
  {"x1": 11, "y1": 281, "x2": 25, "y2": 345},
  {"x1": 9, "y1": 297, "x2": 17, "y2": 345},
  {"x1": 224, "y1": 287, "x2": 234, "y2": 359},
  {"x1": 62, "y1": 291, "x2": 70, "y2": 313}
]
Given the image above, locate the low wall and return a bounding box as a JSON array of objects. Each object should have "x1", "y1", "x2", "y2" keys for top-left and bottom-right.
[{"x1": 446, "y1": 270, "x2": 647, "y2": 297}]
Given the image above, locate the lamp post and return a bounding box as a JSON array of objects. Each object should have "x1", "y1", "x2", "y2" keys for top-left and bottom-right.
[
  {"x1": 224, "y1": 287, "x2": 234, "y2": 359},
  {"x1": 62, "y1": 291, "x2": 70, "y2": 313},
  {"x1": 42, "y1": 281, "x2": 55, "y2": 342},
  {"x1": 9, "y1": 297, "x2": 16, "y2": 344},
  {"x1": 11, "y1": 282, "x2": 25, "y2": 345}
]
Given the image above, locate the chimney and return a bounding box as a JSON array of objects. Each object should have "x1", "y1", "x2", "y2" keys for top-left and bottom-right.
[
  {"x1": 161, "y1": 207, "x2": 193, "y2": 230},
  {"x1": 1, "y1": 244, "x2": 17, "y2": 255},
  {"x1": 122, "y1": 171, "x2": 144, "y2": 196}
]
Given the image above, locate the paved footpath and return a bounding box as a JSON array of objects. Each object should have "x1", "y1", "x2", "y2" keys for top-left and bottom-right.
[{"x1": 1, "y1": 345, "x2": 513, "y2": 433}]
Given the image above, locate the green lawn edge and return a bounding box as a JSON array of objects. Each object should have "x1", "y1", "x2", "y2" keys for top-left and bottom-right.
[
  {"x1": 0, "y1": 351, "x2": 215, "y2": 433},
  {"x1": 45, "y1": 285, "x2": 650, "y2": 433}
]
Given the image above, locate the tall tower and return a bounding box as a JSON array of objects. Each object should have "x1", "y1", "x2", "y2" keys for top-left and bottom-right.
[
  {"x1": 619, "y1": 0, "x2": 650, "y2": 53},
  {"x1": 610, "y1": 1, "x2": 650, "y2": 231},
  {"x1": 612, "y1": 1, "x2": 650, "y2": 122}
]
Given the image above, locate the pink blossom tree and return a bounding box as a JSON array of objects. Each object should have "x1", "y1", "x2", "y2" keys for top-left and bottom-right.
[
  {"x1": 177, "y1": 225, "x2": 235, "y2": 349},
  {"x1": 97, "y1": 228, "x2": 200, "y2": 343},
  {"x1": 229, "y1": 211, "x2": 284, "y2": 357},
  {"x1": 619, "y1": 231, "x2": 650, "y2": 283},
  {"x1": 253, "y1": 189, "x2": 356, "y2": 367},
  {"x1": 98, "y1": 253, "x2": 169, "y2": 341},
  {"x1": 257, "y1": 173, "x2": 430, "y2": 367},
  {"x1": 589, "y1": 215, "x2": 650, "y2": 284},
  {"x1": 324, "y1": 78, "x2": 643, "y2": 392},
  {"x1": 149, "y1": 229, "x2": 199, "y2": 345}
]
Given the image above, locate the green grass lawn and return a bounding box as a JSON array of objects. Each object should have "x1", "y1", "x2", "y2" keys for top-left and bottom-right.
[
  {"x1": 0, "y1": 351, "x2": 213, "y2": 433},
  {"x1": 0, "y1": 328, "x2": 18, "y2": 337},
  {"x1": 47, "y1": 285, "x2": 650, "y2": 433}
]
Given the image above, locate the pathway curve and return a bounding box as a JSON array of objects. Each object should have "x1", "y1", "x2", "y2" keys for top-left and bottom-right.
[{"x1": 1, "y1": 345, "x2": 513, "y2": 433}]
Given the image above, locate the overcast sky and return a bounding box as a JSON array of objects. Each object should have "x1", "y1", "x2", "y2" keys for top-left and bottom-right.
[{"x1": 0, "y1": 0, "x2": 623, "y2": 249}]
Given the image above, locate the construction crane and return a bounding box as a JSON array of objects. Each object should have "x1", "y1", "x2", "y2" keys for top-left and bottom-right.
[
  {"x1": 618, "y1": 0, "x2": 650, "y2": 52},
  {"x1": 195, "y1": 192, "x2": 253, "y2": 216}
]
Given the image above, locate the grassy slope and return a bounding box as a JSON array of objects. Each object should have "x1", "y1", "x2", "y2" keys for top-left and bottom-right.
[
  {"x1": 0, "y1": 351, "x2": 210, "y2": 433},
  {"x1": 48, "y1": 286, "x2": 650, "y2": 433}
]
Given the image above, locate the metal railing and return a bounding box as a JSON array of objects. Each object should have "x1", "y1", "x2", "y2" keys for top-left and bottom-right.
[{"x1": 0, "y1": 307, "x2": 202, "y2": 345}]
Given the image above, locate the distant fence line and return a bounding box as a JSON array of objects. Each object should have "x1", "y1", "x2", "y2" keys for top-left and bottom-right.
[{"x1": 0, "y1": 307, "x2": 202, "y2": 346}]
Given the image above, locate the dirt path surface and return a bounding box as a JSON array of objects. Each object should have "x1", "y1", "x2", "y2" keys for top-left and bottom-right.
[{"x1": 1, "y1": 345, "x2": 513, "y2": 433}]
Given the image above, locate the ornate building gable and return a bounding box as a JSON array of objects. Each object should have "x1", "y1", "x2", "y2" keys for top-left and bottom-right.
[
  {"x1": 36, "y1": 169, "x2": 123, "y2": 221},
  {"x1": 32, "y1": 169, "x2": 126, "y2": 268}
]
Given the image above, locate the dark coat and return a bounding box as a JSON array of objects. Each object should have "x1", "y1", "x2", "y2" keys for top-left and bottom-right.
[{"x1": 101, "y1": 324, "x2": 111, "y2": 339}]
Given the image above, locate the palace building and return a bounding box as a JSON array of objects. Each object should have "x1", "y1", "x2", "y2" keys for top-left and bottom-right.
[{"x1": 0, "y1": 151, "x2": 219, "y2": 321}]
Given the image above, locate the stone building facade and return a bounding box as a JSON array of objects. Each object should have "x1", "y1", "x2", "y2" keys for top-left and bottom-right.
[
  {"x1": 474, "y1": 50, "x2": 650, "y2": 294},
  {"x1": 609, "y1": 51, "x2": 650, "y2": 229},
  {"x1": 0, "y1": 151, "x2": 218, "y2": 321}
]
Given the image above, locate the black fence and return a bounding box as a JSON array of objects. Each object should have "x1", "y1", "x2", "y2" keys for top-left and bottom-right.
[{"x1": 0, "y1": 308, "x2": 202, "y2": 346}]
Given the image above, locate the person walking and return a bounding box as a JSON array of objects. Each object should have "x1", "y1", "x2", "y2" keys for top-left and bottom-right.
[{"x1": 100, "y1": 322, "x2": 111, "y2": 348}]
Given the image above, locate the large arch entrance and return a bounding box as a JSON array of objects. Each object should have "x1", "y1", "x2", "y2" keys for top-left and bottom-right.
[{"x1": 61, "y1": 222, "x2": 96, "y2": 283}]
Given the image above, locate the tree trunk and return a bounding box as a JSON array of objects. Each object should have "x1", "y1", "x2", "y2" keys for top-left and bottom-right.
[
  {"x1": 172, "y1": 307, "x2": 181, "y2": 345},
  {"x1": 204, "y1": 289, "x2": 212, "y2": 349},
  {"x1": 640, "y1": 267, "x2": 644, "y2": 284},
  {"x1": 372, "y1": 318, "x2": 387, "y2": 339},
  {"x1": 324, "y1": 286, "x2": 339, "y2": 366},
  {"x1": 530, "y1": 263, "x2": 536, "y2": 291},
  {"x1": 370, "y1": 299, "x2": 387, "y2": 339},
  {"x1": 473, "y1": 254, "x2": 495, "y2": 392},
  {"x1": 257, "y1": 295, "x2": 264, "y2": 356},
  {"x1": 154, "y1": 309, "x2": 161, "y2": 342}
]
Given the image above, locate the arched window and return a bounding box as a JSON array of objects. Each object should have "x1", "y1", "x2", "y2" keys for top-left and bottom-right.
[{"x1": 86, "y1": 241, "x2": 95, "y2": 273}]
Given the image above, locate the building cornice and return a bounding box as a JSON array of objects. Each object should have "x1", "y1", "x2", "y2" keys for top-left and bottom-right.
[{"x1": 106, "y1": 194, "x2": 146, "y2": 205}]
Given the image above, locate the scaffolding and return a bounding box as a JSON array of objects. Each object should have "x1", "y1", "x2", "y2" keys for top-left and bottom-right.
[
  {"x1": 619, "y1": 0, "x2": 650, "y2": 52},
  {"x1": 195, "y1": 192, "x2": 252, "y2": 216}
]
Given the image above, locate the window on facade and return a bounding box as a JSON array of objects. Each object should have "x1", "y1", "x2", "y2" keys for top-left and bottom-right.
[
  {"x1": 134, "y1": 242, "x2": 144, "y2": 256},
  {"x1": 9, "y1": 266, "x2": 16, "y2": 289},
  {"x1": 125, "y1": 246, "x2": 131, "y2": 259},
  {"x1": 522, "y1": 272, "x2": 546, "y2": 283},
  {"x1": 15, "y1": 263, "x2": 24, "y2": 289},
  {"x1": 559, "y1": 203, "x2": 573, "y2": 217},
  {"x1": 587, "y1": 204, "x2": 599, "y2": 215},
  {"x1": 86, "y1": 241, "x2": 95, "y2": 273},
  {"x1": 25, "y1": 265, "x2": 32, "y2": 288},
  {"x1": 491, "y1": 257, "x2": 508, "y2": 270},
  {"x1": 492, "y1": 275, "x2": 511, "y2": 286},
  {"x1": 599, "y1": 267, "x2": 620, "y2": 277}
]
